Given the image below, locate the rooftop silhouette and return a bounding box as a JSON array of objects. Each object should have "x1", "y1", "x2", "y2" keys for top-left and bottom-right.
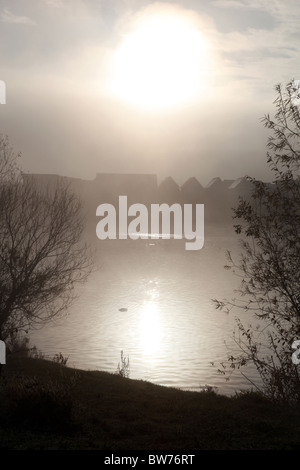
[{"x1": 22, "y1": 172, "x2": 255, "y2": 226}]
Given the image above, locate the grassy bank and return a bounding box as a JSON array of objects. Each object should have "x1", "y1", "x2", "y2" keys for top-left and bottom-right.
[{"x1": 1, "y1": 355, "x2": 300, "y2": 450}]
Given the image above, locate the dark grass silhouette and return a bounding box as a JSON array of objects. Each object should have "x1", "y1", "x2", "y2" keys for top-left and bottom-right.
[{"x1": 1, "y1": 355, "x2": 300, "y2": 450}]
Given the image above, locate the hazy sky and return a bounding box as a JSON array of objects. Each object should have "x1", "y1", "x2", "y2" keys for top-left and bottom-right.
[{"x1": 0, "y1": 0, "x2": 299, "y2": 185}]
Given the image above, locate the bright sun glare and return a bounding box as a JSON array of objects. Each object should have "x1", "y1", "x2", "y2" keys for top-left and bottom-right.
[
  {"x1": 139, "y1": 301, "x2": 162, "y2": 356},
  {"x1": 109, "y1": 12, "x2": 208, "y2": 110}
]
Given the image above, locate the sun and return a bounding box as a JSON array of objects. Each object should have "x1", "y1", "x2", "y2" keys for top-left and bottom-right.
[{"x1": 108, "y1": 11, "x2": 208, "y2": 110}]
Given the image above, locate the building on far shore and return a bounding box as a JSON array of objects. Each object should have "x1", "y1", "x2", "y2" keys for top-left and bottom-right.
[
  {"x1": 21, "y1": 172, "x2": 254, "y2": 228},
  {"x1": 158, "y1": 176, "x2": 182, "y2": 204},
  {"x1": 181, "y1": 177, "x2": 204, "y2": 204}
]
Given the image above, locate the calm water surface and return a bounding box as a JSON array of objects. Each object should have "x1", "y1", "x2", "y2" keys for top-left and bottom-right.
[{"x1": 31, "y1": 231, "x2": 261, "y2": 395}]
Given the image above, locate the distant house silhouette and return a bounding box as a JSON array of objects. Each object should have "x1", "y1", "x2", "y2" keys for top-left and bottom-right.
[
  {"x1": 21, "y1": 172, "x2": 86, "y2": 194},
  {"x1": 228, "y1": 177, "x2": 253, "y2": 199},
  {"x1": 22, "y1": 172, "x2": 62, "y2": 189},
  {"x1": 93, "y1": 173, "x2": 157, "y2": 207},
  {"x1": 21, "y1": 172, "x2": 259, "y2": 228},
  {"x1": 158, "y1": 176, "x2": 181, "y2": 204},
  {"x1": 204, "y1": 177, "x2": 235, "y2": 224},
  {"x1": 181, "y1": 177, "x2": 203, "y2": 204},
  {"x1": 205, "y1": 177, "x2": 223, "y2": 190}
]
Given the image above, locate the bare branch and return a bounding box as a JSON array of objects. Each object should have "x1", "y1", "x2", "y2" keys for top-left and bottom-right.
[{"x1": 0, "y1": 137, "x2": 93, "y2": 340}]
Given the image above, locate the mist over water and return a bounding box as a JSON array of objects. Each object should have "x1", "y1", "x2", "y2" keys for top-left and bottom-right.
[{"x1": 30, "y1": 227, "x2": 261, "y2": 395}]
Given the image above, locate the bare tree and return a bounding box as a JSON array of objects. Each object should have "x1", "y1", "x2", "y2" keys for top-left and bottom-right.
[
  {"x1": 214, "y1": 82, "x2": 300, "y2": 404},
  {"x1": 0, "y1": 135, "x2": 92, "y2": 343}
]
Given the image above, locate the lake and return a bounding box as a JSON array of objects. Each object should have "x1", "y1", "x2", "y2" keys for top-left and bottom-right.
[{"x1": 30, "y1": 227, "x2": 261, "y2": 395}]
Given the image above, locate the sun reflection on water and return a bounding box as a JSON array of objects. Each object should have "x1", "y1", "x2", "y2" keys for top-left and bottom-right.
[{"x1": 139, "y1": 299, "x2": 163, "y2": 358}]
